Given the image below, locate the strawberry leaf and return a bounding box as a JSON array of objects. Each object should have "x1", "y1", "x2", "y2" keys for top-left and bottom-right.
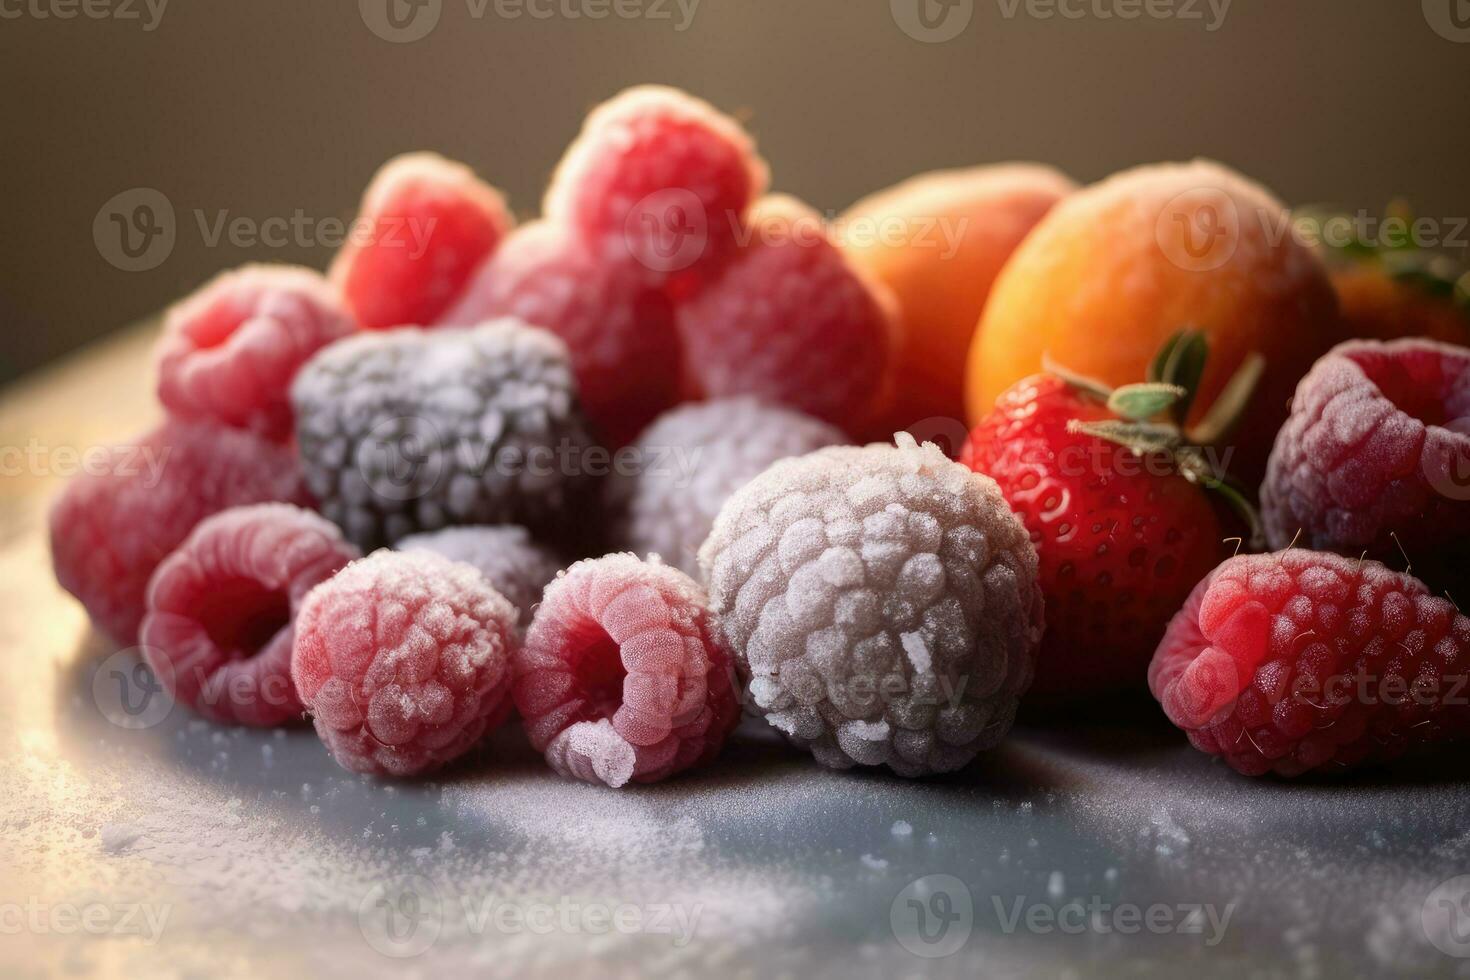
[
  {"x1": 1188, "y1": 352, "x2": 1265, "y2": 447},
  {"x1": 1157, "y1": 330, "x2": 1209, "y2": 423},
  {"x1": 1108, "y1": 383, "x2": 1187, "y2": 421},
  {"x1": 1042, "y1": 353, "x2": 1113, "y2": 401}
]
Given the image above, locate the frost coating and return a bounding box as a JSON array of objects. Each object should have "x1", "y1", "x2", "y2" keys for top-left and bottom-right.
[
  {"x1": 699, "y1": 435, "x2": 1044, "y2": 776},
  {"x1": 609, "y1": 398, "x2": 848, "y2": 578},
  {"x1": 397, "y1": 525, "x2": 562, "y2": 630},
  {"x1": 291, "y1": 319, "x2": 596, "y2": 552}
]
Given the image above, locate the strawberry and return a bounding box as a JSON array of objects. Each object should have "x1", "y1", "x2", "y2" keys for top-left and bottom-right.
[{"x1": 960, "y1": 331, "x2": 1263, "y2": 700}]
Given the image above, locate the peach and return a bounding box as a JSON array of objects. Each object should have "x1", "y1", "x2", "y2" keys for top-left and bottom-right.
[
  {"x1": 840, "y1": 164, "x2": 1075, "y2": 441},
  {"x1": 966, "y1": 160, "x2": 1342, "y2": 481}
]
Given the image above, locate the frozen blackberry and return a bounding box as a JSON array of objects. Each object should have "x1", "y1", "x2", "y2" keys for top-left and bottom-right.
[
  {"x1": 397, "y1": 525, "x2": 561, "y2": 630},
  {"x1": 699, "y1": 435, "x2": 1044, "y2": 776},
  {"x1": 608, "y1": 398, "x2": 848, "y2": 578},
  {"x1": 291, "y1": 320, "x2": 597, "y2": 552}
]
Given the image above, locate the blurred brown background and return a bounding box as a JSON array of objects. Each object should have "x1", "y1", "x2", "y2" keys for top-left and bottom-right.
[{"x1": 1, "y1": 0, "x2": 1466, "y2": 384}]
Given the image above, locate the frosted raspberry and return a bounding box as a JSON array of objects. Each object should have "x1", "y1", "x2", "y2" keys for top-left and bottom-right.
[
  {"x1": 513, "y1": 554, "x2": 740, "y2": 788},
  {"x1": 440, "y1": 222, "x2": 682, "y2": 446},
  {"x1": 330, "y1": 153, "x2": 514, "y2": 331},
  {"x1": 155, "y1": 265, "x2": 356, "y2": 441},
  {"x1": 675, "y1": 196, "x2": 898, "y2": 432},
  {"x1": 1149, "y1": 550, "x2": 1470, "y2": 776},
  {"x1": 543, "y1": 86, "x2": 769, "y2": 278},
  {"x1": 291, "y1": 319, "x2": 596, "y2": 552},
  {"x1": 397, "y1": 525, "x2": 561, "y2": 630},
  {"x1": 50, "y1": 422, "x2": 310, "y2": 646},
  {"x1": 140, "y1": 504, "x2": 359, "y2": 727},
  {"x1": 292, "y1": 550, "x2": 519, "y2": 777},
  {"x1": 699, "y1": 435, "x2": 1044, "y2": 776},
  {"x1": 1261, "y1": 339, "x2": 1470, "y2": 594},
  {"x1": 608, "y1": 398, "x2": 848, "y2": 577}
]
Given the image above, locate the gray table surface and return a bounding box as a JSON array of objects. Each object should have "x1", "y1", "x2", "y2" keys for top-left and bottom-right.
[{"x1": 3, "y1": 325, "x2": 1469, "y2": 979}]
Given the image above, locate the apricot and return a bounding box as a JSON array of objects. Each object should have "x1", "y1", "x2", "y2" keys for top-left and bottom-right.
[
  {"x1": 966, "y1": 160, "x2": 1342, "y2": 481},
  {"x1": 1332, "y1": 265, "x2": 1469, "y2": 346},
  {"x1": 840, "y1": 164, "x2": 1075, "y2": 441}
]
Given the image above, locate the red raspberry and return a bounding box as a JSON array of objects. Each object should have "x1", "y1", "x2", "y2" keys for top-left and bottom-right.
[
  {"x1": 331, "y1": 152, "x2": 514, "y2": 331},
  {"x1": 156, "y1": 265, "x2": 355, "y2": 441},
  {"x1": 50, "y1": 422, "x2": 310, "y2": 646},
  {"x1": 513, "y1": 554, "x2": 740, "y2": 788},
  {"x1": 961, "y1": 374, "x2": 1226, "y2": 700},
  {"x1": 543, "y1": 86, "x2": 768, "y2": 280},
  {"x1": 440, "y1": 222, "x2": 682, "y2": 446},
  {"x1": 675, "y1": 195, "x2": 898, "y2": 431},
  {"x1": 1149, "y1": 549, "x2": 1470, "y2": 777},
  {"x1": 140, "y1": 504, "x2": 359, "y2": 727},
  {"x1": 1262, "y1": 338, "x2": 1470, "y2": 596},
  {"x1": 291, "y1": 550, "x2": 519, "y2": 777}
]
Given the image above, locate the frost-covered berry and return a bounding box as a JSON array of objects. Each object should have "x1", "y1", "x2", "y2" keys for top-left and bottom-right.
[
  {"x1": 441, "y1": 222, "x2": 683, "y2": 447},
  {"x1": 1261, "y1": 338, "x2": 1470, "y2": 596},
  {"x1": 141, "y1": 504, "x2": 359, "y2": 727},
  {"x1": 699, "y1": 435, "x2": 1044, "y2": 776},
  {"x1": 513, "y1": 554, "x2": 741, "y2": 788},
  {"x1": 155, "y1": 265, "x2": 356, "y2": 441},
  {"x1": 292, "y1": 550, "x2": 519, "y2": 777},
  {"x1": 608, "y1": 398, "x2": 847, "y2": 578},
  {"x1": 50, "y1": 421, "x2": 310, "y2": 646},
  {"x1": 397, "y1": 525, "x2": 561, "y2": 630},
  {"x1": 291, "y1": 319, "x2": 596, "y2": 552}
]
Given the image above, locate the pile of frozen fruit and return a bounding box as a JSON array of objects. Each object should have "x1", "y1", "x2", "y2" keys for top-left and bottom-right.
[{"x1": 51, "y1": 86, "x2": 1470, "y2": 785}]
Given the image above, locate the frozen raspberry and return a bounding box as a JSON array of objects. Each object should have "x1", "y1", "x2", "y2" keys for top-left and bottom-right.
[
  {"x1": 513, "y1": 554, "x2": 740, "y2": 788},
  {"x1": 397, "y1": 525, "x2": 561, "y2": 630},
  {"x1": 440, "y1": 222, "x2": 682, "y2": 446},
  {"x1": 675, "y1": 195, "x2": 898, "y2": 432},
  {"x1": 50, "y1": 422, "x2": 310, "y2": 646},
  {"x1": 330, "y1": 153, "x2": 514, "y2": 331},
  {"x1": 543, "y1": 86, "x2": 769, "y2": 278},
  {"x1": 699, "y1": 434, "x2": 1044, "y2": 776},
  {"x1": 608, "y1": 398, "x2": 848, "y2": 578},
  {"x1": 291, "y1": 319, "x2": 596, "y2": 552},
  {"x1": 155, "y1": 265, "x2": 356, "y2": 441},
  {"x1": 1149, "y1": 550, "x2": 1470, "y2": 777},
  {"x1": 140, "y1": 504, "x2": 359, "y2": 727},
  {"x1": 1261, "y1": 339, "x2": 1470, "y2": 595},
  {"x1": 292, "y1": 550, "x2": 519, "y2": 777}
]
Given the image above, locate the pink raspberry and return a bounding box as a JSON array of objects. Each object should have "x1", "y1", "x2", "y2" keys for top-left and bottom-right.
[
  {"x1": 543, "y1": 86, "x2": 769, "y2": 279},
  {"x1": 50, "y1": 422, "x2": 310, "y2": 646},
  {"x1": 1149, "y1": 549, "x2": 1470, "y2": 777},
  {"x1": 441, "y1": 222, "x2": 682, "y2": 446},
  {"x1": 675, "y1": 195, "x2": 898, "y2": 431},
  {"x1": 331, "y1": 152, "x2": 514, "y2": 331},
  {"x1": 1261, "y1": 338, "x2": 1470, "y2": 595},
  {"x1": 291, "y1": 550, "x2": 519, "y2": 777},
  {"x1": 156, "y1": 265, "x2": 356, "y2": 441},
  {"x1": 513, "y1": 554, "x2": 740, "y2": 788},
  {"x1": 140, "y1": 504, "x2": 359, "y2": 727}
]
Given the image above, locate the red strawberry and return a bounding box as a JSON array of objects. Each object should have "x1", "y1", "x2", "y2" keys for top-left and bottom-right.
[
  {"x1": 961, "y1": 331, "x2": 1262, "y2": 700},
  {"x1": 1150, "y1": 549, "x2": 1470, "y2": 776}
]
